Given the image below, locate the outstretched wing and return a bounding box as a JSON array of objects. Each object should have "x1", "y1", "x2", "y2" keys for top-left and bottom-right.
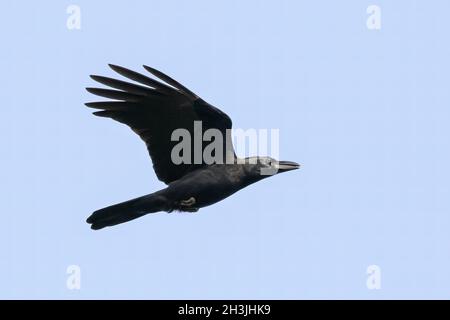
[{"x1": 86, "y1": 64, "x2": 235, "y2": 184}]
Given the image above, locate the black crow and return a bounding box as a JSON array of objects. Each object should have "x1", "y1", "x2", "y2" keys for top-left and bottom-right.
[{"x1": 85, "y1": 65, "x2": 299, "y2": 230}]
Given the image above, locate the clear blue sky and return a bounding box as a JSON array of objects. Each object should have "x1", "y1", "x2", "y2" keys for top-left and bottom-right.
[{"x1": 1, "y1": 0, "x2": 450, "y2": 299}]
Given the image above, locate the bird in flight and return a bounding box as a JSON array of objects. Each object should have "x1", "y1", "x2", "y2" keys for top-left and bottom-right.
[{"x1": 85, "y1": 65, "x2": 299, "y2": 230}]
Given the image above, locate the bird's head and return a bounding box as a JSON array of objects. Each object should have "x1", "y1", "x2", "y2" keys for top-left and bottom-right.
[{"x1": 241, "y1": 156, "x2": 300, "y2": 183}]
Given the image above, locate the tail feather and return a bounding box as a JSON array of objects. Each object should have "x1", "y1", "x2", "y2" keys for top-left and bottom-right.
[{"x1": 87, "y1": 193, "x2": 166, "y2": 230}]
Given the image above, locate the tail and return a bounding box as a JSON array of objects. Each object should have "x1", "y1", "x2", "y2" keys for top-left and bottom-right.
[{"x1": 86, "y1": 193, "x2": 167, "y2": 230}]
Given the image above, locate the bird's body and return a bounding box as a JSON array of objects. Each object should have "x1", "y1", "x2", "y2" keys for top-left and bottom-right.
[
  {"x1": 165, "y1": 163, "x2": 275, "y2": 208},
  {"x1": 86, "y1": 65, "x2": 299, "y2": 230},
  {"x1": 165, "y1": 164, "x2": 246, "y2": 208},
  {"x1": 87, "y1": 164, "x2": 265, "y2": 229}
]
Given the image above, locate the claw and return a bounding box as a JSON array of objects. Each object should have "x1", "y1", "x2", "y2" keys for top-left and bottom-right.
[
  {"x1": 178, "y1": 197, "x2": 198, "y2": 213},
  {"x1": 180, "y1": 197, "x2": 196, "y2": 206}
]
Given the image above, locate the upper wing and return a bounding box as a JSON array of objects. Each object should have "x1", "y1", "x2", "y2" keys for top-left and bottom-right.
[{"x1": 86, "y1": 64, "x2": 235, "y2": 184}]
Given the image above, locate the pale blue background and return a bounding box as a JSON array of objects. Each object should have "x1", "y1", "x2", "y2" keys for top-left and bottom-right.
[{"x1": 1, "y1": 0, "x2": 449, "y2": 299}]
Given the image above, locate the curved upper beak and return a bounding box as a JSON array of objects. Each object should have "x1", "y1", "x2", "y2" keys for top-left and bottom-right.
[{"x1": 277, "y1": 161, "x2": 300, "y2": 172}]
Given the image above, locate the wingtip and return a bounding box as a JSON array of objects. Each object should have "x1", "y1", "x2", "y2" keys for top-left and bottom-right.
[
  {"x1": 92, "y1": 111, "x2": 106, "y2": 116},
  {"x1": 142, "y1": 65, "x2": 155, "y2": 73},
  {"x1": 108, "y1": 63, "x2": 121, "y2": 71},
  {"x1": 85, "y1": 103, "x2": 106, "y2": 112},
  {"x1": 85, "y1": 102, "x2": 97, "y2": 108}
]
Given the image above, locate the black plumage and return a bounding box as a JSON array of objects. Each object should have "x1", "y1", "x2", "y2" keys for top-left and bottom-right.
[{"x1": 85, "y1": 65, "x2": 299, "y2": 230}]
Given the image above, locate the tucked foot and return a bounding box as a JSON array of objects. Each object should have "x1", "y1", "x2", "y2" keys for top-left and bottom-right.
[
  {"x1": 180, "y1": 197, "x2": 196, "y2": 206},
  {"x1": 179, "y1": 197, "x2": 199, "y2": 213}
]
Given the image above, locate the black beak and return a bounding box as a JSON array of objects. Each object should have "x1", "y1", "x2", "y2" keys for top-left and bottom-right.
[{"x1": 277, "y1": 161, "x2": 300, "y2": 172}]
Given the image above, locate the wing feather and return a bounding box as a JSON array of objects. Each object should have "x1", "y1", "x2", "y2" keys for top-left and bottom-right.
[{"x1": 86, "y1": 65, "x2": 235, "y2": 184}]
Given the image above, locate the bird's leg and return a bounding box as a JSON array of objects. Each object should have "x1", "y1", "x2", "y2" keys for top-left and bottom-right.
[
  {"x1": 179, "y1": 197, "x2": 198, "y2": 212},
  {"x1": 180, "y1": 197, "x2": 196, "y2": 206}
]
